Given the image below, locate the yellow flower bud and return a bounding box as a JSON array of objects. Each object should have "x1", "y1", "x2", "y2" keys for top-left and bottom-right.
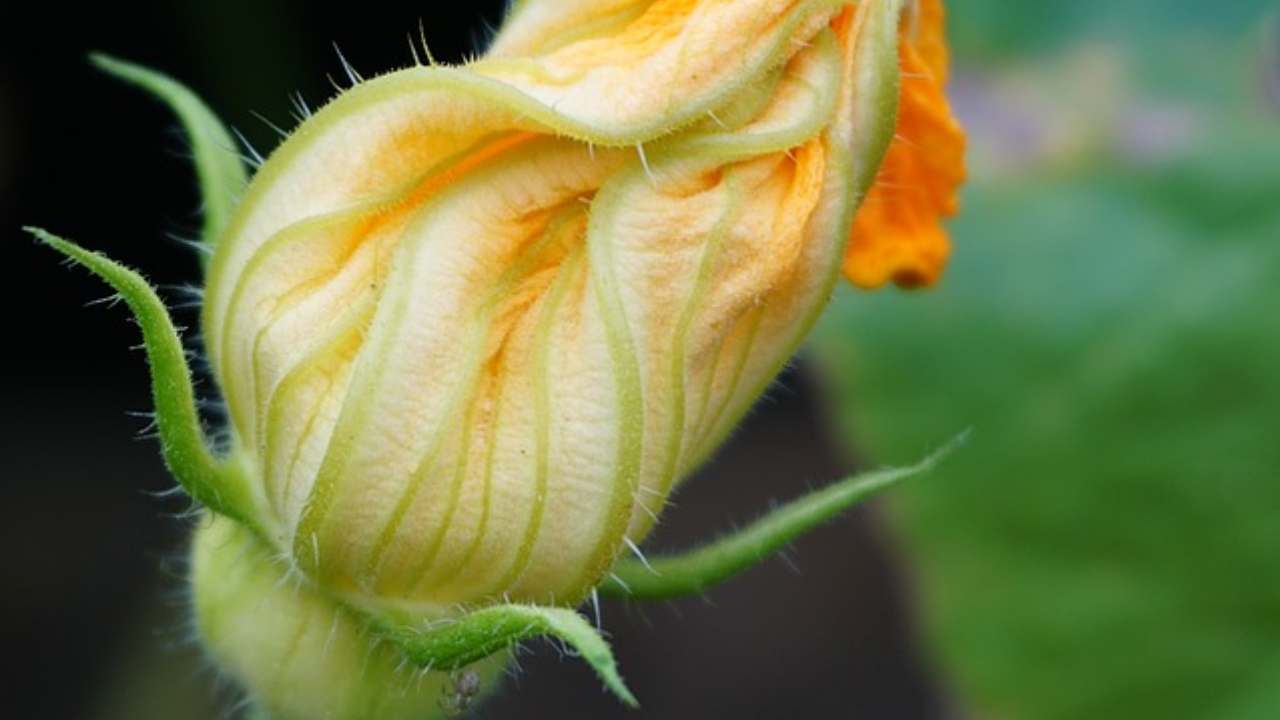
[
  {"x1": 199, "y1": 0, "x2": 950, "y2": 617},
  {"x1": 32, "y1": 1, "x2": 965, "y2": 716}
]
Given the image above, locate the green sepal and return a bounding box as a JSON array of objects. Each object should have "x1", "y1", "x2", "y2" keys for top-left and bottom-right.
[
  {"x1": 26, "y1": 227, "x2": 258, "y2": 529},
  {"x1": 373, "y1": 604, "x2": 639, "y2": 708},
  {"x1": 598, "y1": 433, "x2": 967, "y2": 601},
  {"x1": 90, "y1": 53, "x2": 247, "y2": 267}
]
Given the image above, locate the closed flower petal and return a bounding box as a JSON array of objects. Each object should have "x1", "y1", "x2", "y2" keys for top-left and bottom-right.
[{"x1": 198, "y1": 0, "x2": 955, "y2": 618}]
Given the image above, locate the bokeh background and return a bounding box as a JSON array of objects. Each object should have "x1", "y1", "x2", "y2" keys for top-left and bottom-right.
[{"x1": 2, "y1": 1, "x2": 1277, "y2": 718}]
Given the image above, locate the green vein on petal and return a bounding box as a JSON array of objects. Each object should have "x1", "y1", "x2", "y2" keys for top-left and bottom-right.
[{"x1": 651, "y1": 178, "x2": 745, "y2": 533}]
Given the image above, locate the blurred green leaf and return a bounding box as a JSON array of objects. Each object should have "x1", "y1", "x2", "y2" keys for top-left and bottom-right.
[
  {"x1": 948, "y1": 0, "x2": 1275, "y2": 61},
  {"x1": 813, "y1": 35, "x2": 1280, "y2": 720}
]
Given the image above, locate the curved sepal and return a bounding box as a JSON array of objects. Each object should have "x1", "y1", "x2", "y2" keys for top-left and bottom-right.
[
  {"x1": 374, "y1": 604, "x2": 638, "y2": 708},
  {"x1": 598, "y1": 432, "x2": 967, "y2": 600},
  {"x1": 26, "y1": 227, "x2": 257, "y2": 528},
  {"x1": 90, "y1": 53, "x2": 247, "y2": 266}
]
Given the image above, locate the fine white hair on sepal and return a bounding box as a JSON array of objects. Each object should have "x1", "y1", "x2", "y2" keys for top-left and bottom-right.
[
  {"x1": 776, "y1": 547, "x2": 803, "y2": 575},
  {"x1": 84, "y1": 292, "x2": 124, "y2": 308},
  {"x1": 250, "y1": 110, "x2": 290, "y2": 141},
  {"x1": 146, "y1": 483, "x2": 189, "y2": 499},
  {"x1": 633, "y1": 496, "x2": 661, "y2": 524},
  {"x1": 417, "y1": 18, "x2": 439, "y2": 66},
  {"x1": 607, "y1": 572, "x2": 631, "y2": 595},
  {"x1": 332, "y1": 41, "x2": 365, "y2": 86},
  {"x1": 589, "y1": 587, "x2": 603, "y2": 630},
  {"x1": 126, "y1": 408, "x2": 159, "y2": 435},
  {"x1": 228, "y1": 127, "x2": 265, "y2": 169},
  {"x1": 406, "y1": 32, "x2": 422, "y2": 67},
  {"x1": 623, "y1": 536, "x2": 658, "y2": 575},
  {"x1": 161, "y1": 282, "x2": 207, "y2": 310},
  {"x1": 165, "y1": 234, "x2": 214, "y2": 261},
  {"x1": 471, "y1": 11, "x2": 501, "y2": 56},
  {"x1": 635, "y1": 142, "x2": 657, "y2": 186},
  {"x1": 289, "y1": 90, "x2": 313, "y2": 122}
]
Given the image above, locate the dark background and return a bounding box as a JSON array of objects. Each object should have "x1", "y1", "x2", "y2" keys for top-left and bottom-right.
[{"x1": 1, "y1": 3, "x2": 944, "y2": 718}]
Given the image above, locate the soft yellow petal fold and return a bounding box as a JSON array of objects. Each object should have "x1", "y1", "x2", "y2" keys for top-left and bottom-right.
[{"x1": 201, "y1": 0, "x2": 942, "y2": 616}]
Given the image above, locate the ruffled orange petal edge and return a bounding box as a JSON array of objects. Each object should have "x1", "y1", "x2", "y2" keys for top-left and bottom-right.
[{"x1": 843, "y1": 0, "x2": 966, "y2": 290}]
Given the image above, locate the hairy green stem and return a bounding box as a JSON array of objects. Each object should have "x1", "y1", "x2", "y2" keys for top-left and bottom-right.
[
  {"x1": 599, "y1": 433, "x2": 966, "y2": 600},
  {"x1": 373, "y1": 604, "x2": 638, "y2": 707},
  {"x1": 26, "y1": 228, "x2": 258, "y2": 528}
]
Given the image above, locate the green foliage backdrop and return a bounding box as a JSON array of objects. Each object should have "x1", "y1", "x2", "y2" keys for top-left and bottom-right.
[{"x1": 814, "y1": 2, "x2": 1280, "y2": 717}]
